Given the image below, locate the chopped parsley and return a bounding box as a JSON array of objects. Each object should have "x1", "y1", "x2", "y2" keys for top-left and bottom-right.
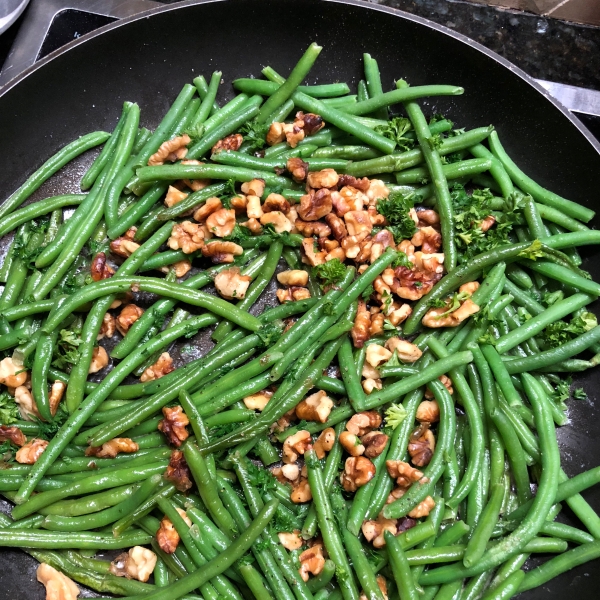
[
  {"x1": 313, "y1": 258, "x2": 346, "y2": 288},
  {"x1": 376, "y1": 191, "x2": 417, "y2": 242},
  {"x1": 240, "y1": 119, "x2": 269, "y2": 151},
  {"x1": 0, "y1": 392, "x2": 20, "y2": 425},
  {"x1": 374, "y1": 117, "x2": 415, "y2": 152},
  {"x1": 385, "y1": 403, "x2": 408, "y2": 429},
  {"x1": 541, "y1": 312, "x2": 597, "y2": 349}
]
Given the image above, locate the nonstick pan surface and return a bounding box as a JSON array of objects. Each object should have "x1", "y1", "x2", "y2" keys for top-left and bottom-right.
[{"x1": 0, "y1": 0, "x2": 599, "y2": 597}]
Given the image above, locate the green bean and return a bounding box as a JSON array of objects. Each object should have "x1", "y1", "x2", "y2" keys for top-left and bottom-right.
[
  {"x1": 395, "y1": 157, "x2": 493, "y2": 185},
  {"x1": 343, "y1": 527, "x2": 385, "y2": 600},
  {"x1": 488, "y1": 130, "x2": 594, "y2": 222},
  {"x1": 469, "y1": 143, "x2": 513, "y2": 198},
  {"x1": 539, "y1": 521, "x2": 595, "y2": 545},
  {"x1": 0, "y1": 528, "x2": 151, "y2": 549},
  {"x1": 192, "y1": 71, "x2": 222, "y2": 127},
  {"x1": 434, "y1": 521, "x2": 470, "y2": 548},
  {"x1": 480, "y1": 569, "x2": 524, "y2": 599},
  {"x1": 194, "y1": 74, "x2": 220, "y2": 115},
  {"x1": 31, "y1": 330, "x2": 58, "y2": 421},
  {"x1": 536, "y1": 202, "x2": 589, "y2": 232},
  {"x1": 0, "y1": 257, "x2": 27, "y2": 311},
  {"x1": 37, "y1": 484, "x2": 136, "y2": 516},
  {"x1": 385, "y1": 530, "x2": 420, "y2": 600},
  {"x1": 505, "y1": 263, "x2": 533, "y2": 289},
  {"x1": 0, "y1": 131, "x2": 109, "y2": 219},
  {"x1": 337, "y1": 336, "x2": 366, "y2": 410}
]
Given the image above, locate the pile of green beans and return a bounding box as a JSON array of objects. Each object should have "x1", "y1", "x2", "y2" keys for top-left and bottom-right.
[{"x1": 0, "y1": 43, "x2": 599, "y2": 600}]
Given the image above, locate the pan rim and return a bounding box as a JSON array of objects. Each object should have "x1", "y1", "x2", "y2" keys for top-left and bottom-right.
[{"x1": 0, "y1": 0, "x2": 599, "y2": 155}]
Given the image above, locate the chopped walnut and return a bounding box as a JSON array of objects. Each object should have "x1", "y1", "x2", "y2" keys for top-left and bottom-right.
[
  {"x1": 263, "y1": 193, "x2": 291, "y2": 214},
  {"x1": 360, "y1": 576, "x2": 389, "y2": 600},
  {"x1": 411, "y1": 226, "x2": 442, "y2": 253},
  {"x1": 346, "y1": 411, "x2": 381, "y2": 436},
  {"x1": 278, "y1": 530, "x2": 303, "y2": 551},
  {"x1": 243, "y1": 390, "x2": 273, "y2": 411},
  {"x1": 295, "y1": 219, "x2": 331, "y2": 238},
  {"x1": 110, "y1": 237, "x2": 140, "y2": 258},
  {"x1": 260, "y1": 211, "x2": 293, "y2": 233},
  {"x1": 287, "y1": 157, "x2": 309, "y2": 182},
  {"x1": 164, "y1": 449, "x2": 193, "y2": 492},
  {"x1": 339, "y1": 175, "x2": 371, "y2": 192},
  {"x1": 267, "y1": 122, "x2": 287, "y2": 145},
  {"x1": 14, "y1": 386, "x2": 39, "y2": 421},
  {"x1": 416, "y1": 209, "x2": 440, "y2": 228},
  {"x1": 425, "y1": 375, "x2": 454, "y2": 399},
  {"x1": 270, "y1": 407, "x2": 297, "y2": 434},
  {"x1": 408, "y1": 424, "x2": 436, "y2": 467},
  {"x1": 110, "y1": 546, "x2": 157, "y2": 583},
  {"x1": 369, "y1": 312, "x2": 384, "y2": 337},
  {"x1": 241, "y1": 218, "x2": 263, "y2": 235},
  {"x1": 206, "y1": 208, "x2": 236, "y2": 238},
  {"x1": 298, "y1": 543, "x2": 325, "y2": 582},
  {"x1": 49, "y1": 381, "x2": 66, "y2": 416},
  {"x1": 365, "y1": 344, "x2": 392, "y2": 368},
  {"x1": 296, "y1": 112, "x2": 325, "y2": 135},
  {"x1": 341, "y1": 456, "x2": 376, "y2": 492},
  {"x1": 97, "y1": 313, "x2": 116, "y2": 341},
  {"x1": 140, "y1": 352, "x2": 174, "y2": 383},
  {"x1": 384, "y1": 302, "x2": 412, "y2": 327},
  {"x1": 361, "y1": 430, "x2": 389, "y2": 458},
  {"x1": 480, "y1": 215, "x2": 496, "y2": 232},
  {"x1": 422, "y1": 298, "x2": 479, "y2": 328},
  {"x1": 362, "y1": 514, "x2": 398, "y2": 548},
  {"x1": 159, "y1": 259, "x2": 192, "y2": 278},
  {"x1": 241, "y1": 179, "x2": 266, "y2": 197},
  {"x1": 116, "y1": 304, "x2": 144, "y2": 336},
  {"x1": 334, "y1": 186, "x2": 366, "y2": 216},
  {"x1": 89, "y1": 346, "x2": 109, "y2": 374},
  {"x1": 193, "y1": 197, "x2": 222, "y2": 222},
  {"x1": 276, "y1": 287, "x2": 311, "y2": 303},
  {"x1": 284, "y1": 122, "x2": 305, "y2": 147},
  {"x1": 168, "y1": 221, "x2": 205, "y2": 254},
  {"x1": 148, "y1": 134, "x2": 191, "y2": 166},
  {"x1": 313, "y1": 427, "x2": 335, "y2": 459},
  {"x1": 0, "y1": 358, "x2": 27, "y2": 388},
  {"x1": 408, "y1": 496, "x2": 436, "y2": 519},
  {"x1": 282, "y1": 430, "x2": 312, "y2": 464},
  {"x1": 299, "y1": 189, "x2": 332, "y2": 221},
  {"x1": 201, "y1": 240, "x2": 243, "y2": 263},
  {"x1": 0, "y1": 425, "x2": 26, "y2": 446},
  {"x1": 37, "y1": 563, "x2": 79, "y2": 600},
  {"x1": 291, "y1": 478, "x2": 312, "y2": 503},
  {"x1": 384, "y1": 338, "x2": 423, "y2": 363},
  {"x1": 158, "y1": 406, "x2": 190, "y2": 447},
  {"x1": 274, "y1": 463, "x2": 300, "y2": 483},
  {"x1": 277, "y1": 270, "x2": 309, "y2": 287},
  {"x1": 230, "y1": 195, "x2": 247, "y2": 213},
  {"x1": 366, "y1": 179, "x2": 390, "y2": 203},
  {"x1": 386, "y1": 460, "x2": 426, "y2": 488},
  {"x1": 295, "y1": 390, "x2": 333, "y2": 423},
  {"x1": 164, "y1": 185, "x2": 189, "y2": 208},
  {"x1": 301, "y1": 237, "x2": 326, "y2": 266},
  {"x1": 307, "y1": 168, "x2": 339, "y2": 189},
  {"x1": 416, "y1": 400, "x2": 440, "y2": 423},
  {"x1": 90, "y1": 252, "x2": 114, "y2": 282},
  {"x1": 212, "y1": 133, "x2": 243, "y2": 154},
  {"x1": 246, "y1": 195, "x2": 264, "y2": 219},
  {"x1": 214, "y1": 267, "x2": 252, "y2": 300},
  {"x1": 324, "y1": 212, "x2": 348, "y2": 240},
  {"x1": 157, "y1": 515, "x2": 180, "y2": 554},
  {"x1": 362, "y1": 378, "x2": 383, "y2": 395},
  {"x1": 16, "y1": 438, "x2": 48, "y2": 464},
  {"x1": 383, "y1": 264, "x2": 442, "y2": 302},
  {"x1": 351, "y1": 301, "x2": 371, "y2": 348},
  {"x1": 339, "y1": 431, "x2": 365, "y2": 456},
  {"x1": 370, "y1": 229, "x2": 395, "y2": 263},
  {"x1": 86, "y1": 437, "x2": 139, "y2": 459},
  {"x1": 344, "y1": 210, "x2": 373, "y2": 236}
]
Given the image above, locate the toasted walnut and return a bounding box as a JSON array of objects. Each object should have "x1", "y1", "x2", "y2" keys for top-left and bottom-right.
[
  {"x1": 116, "y1": 304, "x2": 144, "y2": 336},
  {"x1": 164, "y1": 185, "x2": 189, "y2": 208},
  {"x1": 201, "y1": 240, "x2": 243, "y2": 264},
  {"x1": 262, "y1": 193, "x2": 291, "y2": 214},
  {"x1": 140, "y1": 352, "x2": 174, "y2": 383},
  {"x1": 157, "y1": 515, "x2": 180, "y2": 554},
  {"x1": 298, "y1": 543, "x2": 325, "y2": 582},
  {"x1": 368, "y1": 205, "x2": 386, "y2": 226},
  {"x1": 344, "y1": 210, "x2": 373, "y2": 237},
  {"x1": 338, "y1": 175, "x2": 370, "y2": 192},
  {"x1": 0, "y1": 357, "x2": 27, "y2": 388},
  {"x1": 295, "y1": 390, "x2": 333, "y2": 423},
  {"x1": 385, "y1": 303, "x2": 412, "y2": 326},
  {"x1": 386, "y1": 461, "x2": 426, "y2": 491},
  {"x1": 301, "y1": 237, "x2": 326, "y2": 266},
  {"x1": 243, "y1": 390, "x2": 273, "y2": 411},
  {"x1": 408, "y1": 424, "x2": 436, "y2": 467},
  {"x1": 295, "y1": 219, "x2": 331, "y2": 238},
  {"x1": 299, "y1": 189, "x2": 332, "y2": 221},
  {"x1": 0, "y1": 425, "x2": 26, "y2": 447},
  {"x1": 341, "y1": 456, "x2": 376, "y2": 492},
  {"x1": 110, "y1": 237, "x2": 140, "y2": 258},
  {"x1": 384, "y1": 264, "x2": 442, "y2": 301},
  {"x1": 16, "y1": 438, "x2": 48, "y2": 464},
  {"x1": 351, "y1": 301, "x2": 371, "y2": 349},
  {"x1": 238, "y1": 179, "x2": 264, "y2": 198},
  {"x1": 313, "y1": 427, "x2": 335, "y2": 459},
  {"x1": 48, "y1": 381, "x2": 66, "y2": 417},
  {"x1": 365, "y1": 344, "x2": 392, "y2": 368},
  {"x1": 479, "y1": 215, "x2": 496, "y2": 232},
  {"x1": 159, "y1": 406, "x2": 190, "y2": 447},
  {"x1": 159, "y1": 259, "x2": 192, "y2": 278},
  {"x1": 324, "y1": 212, "x2": 347, "y2": 241},
  {"x1": 14, "y1": 386, "x2": 38, "y2": 421},
  {"x1": 296, "y1": 112, "x2": 325, "y2": 135},
  {"x1": 205, "y1": 208, "x2": 236, "y2": 238},
  {"x1": 260, "y1": 211, "x2": 293, "y2": 233},
  {"x1": 90, "y1": 252, "x2": 114, "y2": 282},
  {"x1": 246, "y1": 194, "x2": 264, "y2": 219},
  {"x1": 278, "y1": 530, "x2": 303, "y2": 551},
  {"x1": 275, "y1": 463, "x2": 300, "y2": 483},
  {"x1": 110, "y1": 546, "x2": 157, "y2": 583},
  {"x1": 416, "y1": 209, "x2": 440, "y2": 228},
  {"x1": 416, "y1": 400, "x2": 440, "y2": 423},
  {"x1": 277, "y1": 270, "x2": 309, "y2": 287},
  {"x1": 165, "y1": 449, "x2": 193, "y2": 492},
  {"x1": 346, "y1": 411, "x2": 381, "y2": 436},
  {"x1": 414, "y1": 252, "x2": 445, "y2": 276},
  {"x1": 37, "y1": 563, "x2": 79, "y2": 600},
  {"x1": 366, "y1": 179, "x2": 390, "y2": 202},
  {"x1": 411, "y1": 226, "x2": 442, "y2": 253},
  {"x1": 148, "y1": 134, "x2": 190, "y2": 166},
  {"x1": 89, "y1": 346, "x2": 109, "y2": 374},
  {"x1": 229, "y1": 195, "x2": 247, "y2": 214},
  {"x1": 361, "y1": 430, "x2": 389, "y2": 458},
  {"x1": 168, "y1": 221, "x2": 205, "y2": 254},
  {"x1": 86, "y1": 437, "x2": 139, "y2": 459},
  {"x1": 339, "y1": 431, "x2": 365, "y2": 456},
  {"x1": 214, "y1": 267, "x2": 252, "y2": 300},
  {"x1": 425, "y1": 375, "x2": 454, "y2": 399},
  {"x1": 282, "y1": 430, "x2": 312, "y2": 464},
  {"x1": 277, "y1": 287, "x2": 311, "y2": 303},
  {"x1": 422, "y1": 298, "x2": 480, "y2": 328},
  {"x1": 193, "y1": 197, "x2": 222, "y2": 223},
  {"x1": 212, "y1": 133, "x2": 243, "y2": 154},
  {"x1": 287, "y1": 157, "x2": 309, "y2": 182},
  {"x1": 96, "y1": 313, "x2": 116, "y2": 341},
  {"x1": 369, "y1": 229, "x2": 395, "y2": 263},
  {"x1": 291, "y1": 478, "x2": 312, "y2": 503},
  {"x1": 241, "y1": 218, "x2": 263, "y2": 235},
  {"x1": 307, "y1": 168, "x2": 339, "y2": 189},
  {"x1": 368, "y1": 312, "x2": 383, "y2": 337},
  {"x1": 267, "y1": 122, "x2": 287, "y2": 145},
  {"x1": 334, "y1": 186, "x2": 366, "y2": 216},
  {"x1": 384, "y1": 338, "x2": 423, "y2": 363},
  {"x1": 362, "y1": 515, "x2": 398, "y2": 548},
  {"x1": 362, "y1": 378, "x2": 383, "y2": 395},
  {"x1": 285, "y1": 122, "x2": 306, "y2": 147},
  {"x1": 408, "y1": 496, "x2": 436, "y2": 519},
  {"x1": 271, "y1": 407, "x2": 297, "y2": 434}
]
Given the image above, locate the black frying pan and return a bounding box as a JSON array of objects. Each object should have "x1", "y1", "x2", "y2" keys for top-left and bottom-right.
[{"x1": 1, "y1": 0, "x2": 600, "y2": 597}]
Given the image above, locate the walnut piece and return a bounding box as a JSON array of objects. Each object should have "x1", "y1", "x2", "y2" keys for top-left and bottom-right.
[
  {"x1": 411, "y1": 226, "x2": 442, "y2": 253},
  {"x1": 298, "y1": 543, "x2": 325, "y2": 582},
  {"x1": 346, "y1": 411, "x2": 382, "y2": 436},
  {"x1": 408, "y1": 496, "x2": 436, "y2": 518},
  {"x1": 212, "y1": 133, "x2": 243, "y2": 154},
  {"x1": 339, "y1": 431, "x2": 365, "y2": 456},
  {"x1": 110, "y1": 237, "x2": 140, "y2": 258},
  {"x1": 243, "y1": 390, "x2": 273, "y2": 411},
  {"x1": 110, "y1": 546, "x2": 157, "y2": 583},
  {"x1": 157, "y1": 514, "x2": 182, "y2": 554},
  {"x1": 282, "y1": 430, "x2": 311, "y2": 464},
  {"x1": 90, "y1": 252, "x2": 114, "y2": 282},
  {"x1": 206, "y1": 208, "x2": 236, "y2": 238},
  {"x1": 385, "y1": 338, "x2": 423, "y2": 363},
  {"x1": 260, "y1": 211, "x2": 293, "y2": 233},
  {"x1": 241, "y1": 179, "x2": 266, "y2": 197},
  {"x1": 263, "y1": 193, "x2": 291, "y2": 214},
  {"x1": 193, "y1": 197, "x2": 222, "y2": 222},
  {"x1": 88, "y1": 346, "x2": 109, "y2": 374},
  {"x1": 201, "y1": 240, "x2": 243, "y2": 264},
  {"x1": 277, "y1": 270, "x2": 309, "y2": 287},
  {"x1": 290, "y1": 478, "x2": 312, "y2": 503},
  {"x1": 16, "y1": 438, "x2": 48, "y2": 464},
  {"x1": 386, "y1": 460, "x2": 426, "y2": 488},
  {"x1": 165, "y1": 449, "x2": 193, "y2": 492},
  {"x1": 334, "y1": 186, "x2": 366, "y2": 215},
  {"x1": 324, "y1": 212, "x2": 348, "y2": 240},
  {"x1": 408, "y1": 424, "x2": 436, "y2": 467},
  {"x1": 313, "y1": 427, "x2": 335, "y2": 459},
  {"x1": 0, "y1": 357, "x2": 27, "y2": 388},
  {"x1": 164, "y1": 185, "x2": 189, "y2": 208},
  {"x1": 340, "y1": 456, "x2": 376, "y2": 492},
  {"x1": 295, "y1": 390, "x2": 333, "y2": 423},
  {"x1": 0, "y1": 425, "x2": 26, "y2": 446},
  {"x1": 422, "y1": 298, "x2": 480, "y2": 328},
  {"x1": 139, "y1": 352, "x2": 174, "y2": 383},
  {"x1": 158, "y1": 406, "x2": 190, "y2": 447},
  {"x1": 159, "y1": 259, "x2": 192, "y2": 278},
  {"x1": 296, "y1": 112, "x2": 325, "y2": 136},
  {"x1": 362, "y1": 514, "x2": 398, "y2": 548},
  {"x1": 344, "y1": 210, "x2": 373, "y2": 236},
  {"x1": 168, "y1": 221, "x2": 205, "y2": 254},
  {"x1": 287, "y1": 157, "x2": 309, "y2": 182},
  {"x1": 362, "y1": 378, "x2": 383, "y2": 395},
  {"x1": 351, "y1": 301, "x2": 371, "y2": 349},
  {"x1": 14, "y1": 386, "x2": 39, "y2": 421},
  {"x1": 416, "y1": 400, "x2": 440, "y2": 423},
  {"x1": 37, "y1": 563, "x2": 79, "y2": 600},
  {"x1": 339, "y1": 175, "x2": 371, "y2": 192},
  {"x1": 214, "y1": 267, "x2": 252, "y2": 300},
  {"x1": 301, "y1": 237, "x2": 326, "y2": 266},
  {"x1": 148, "y1": 134, "x2": 191, "y2": 166},
  {"x1": 97, "y1": 313, "x2": 116, "y2": 340},
  {"x1": 86, "y1": 437, "x2": 139, "y2": 459},
  {"x1": 278, "y1": 530, "x2": 303, "y2": 551},
  {"x1": 307, "y1": 168, "x2": 339, "y2": 189},
  {"x1": 361, "y1": 430, "x2": 389, "y2": 458},
  {"x1": 298, "y1": 189, "x2": 332, "y2": 221},
  {"x1": 277, "y1": 287, "x2": 311, "y2": 303},
  {"x1": 116, "y1": 304, "x2": 144, "y2": 336},
  {"x1": 365, "y1": 344, "x2": 392, "y2": 368},
  {"x1": 295, "y1": 219, "x2": 331, "y2": 238}
]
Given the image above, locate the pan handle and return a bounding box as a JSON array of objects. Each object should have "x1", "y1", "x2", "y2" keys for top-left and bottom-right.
[
  {"x1": 0, "y1": 0, "x2": 160, "y2": 87},
  {"x1": 535, "y1": 79, "x2": 600, "y2": 119}
]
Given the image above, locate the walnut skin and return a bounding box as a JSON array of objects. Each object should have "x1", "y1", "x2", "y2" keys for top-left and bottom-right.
[
  {"x1": 148, "y1": 134, "x2": 191, "y2": 166},
  {"x1": 351, "y1": 301, "x2": 371, "y2": 348},
  {"x1": 212, "y1": 133, "x2": 243, "y2": 154},
  {"x1": 408, "y1": 424, "x2": 436, "y2": 467},
  {"x1": 340, "y1": 456, "x2": 376, "y2": 492},
  {"x1": 140, "y1": 352, "x2": 175, "y2": 383},
  {"x1": 90, "y1": 252, "x2": 114, "y2": 281},
  {"x1": 158, "y1": 406, "x2": 190, "y2": 447},
  {"x1": 298, "y1": 189, "x2": 332, "y2": 221},
  {"x1": 164, "y1": 449, "x2": 193, "y2": 492},
  {"x1": 201, "y1": 240, "x2": 243, "y2": 264},
  {"x1": 16, "y1": 438, "x2": 48, "y2": 464},
  {"x1": 0, "y1": 425, "x2": 26, "y2": 447},
  {"x1": 287, "y1": 157, "x2": 309, "y2": 182},
  {"x1": 85, "y1": 437, "x2": 139, "y2": 459},
  {"x1": 116, "y1": 304, "x2": 144, "y2": 336}
]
